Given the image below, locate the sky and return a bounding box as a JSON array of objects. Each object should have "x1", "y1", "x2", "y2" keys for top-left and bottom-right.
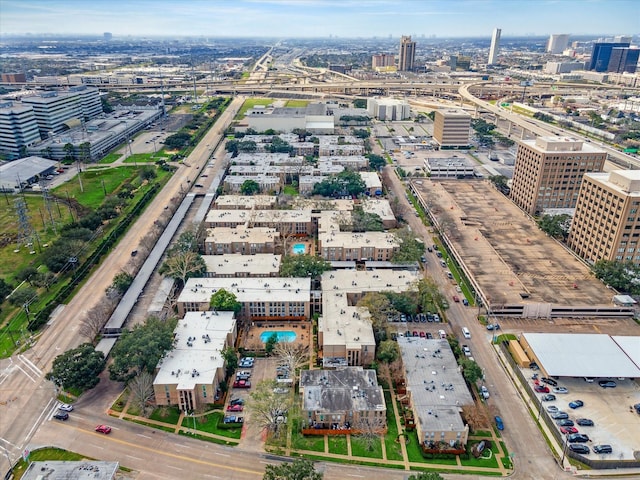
[{"x1": 1, "y1": 0, "x2": 638, "y2": 38}]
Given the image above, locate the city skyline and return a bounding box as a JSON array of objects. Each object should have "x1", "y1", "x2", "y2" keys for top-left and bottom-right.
[{"x1": 1, "y1": 0, "x2": 638, "y2": 38}]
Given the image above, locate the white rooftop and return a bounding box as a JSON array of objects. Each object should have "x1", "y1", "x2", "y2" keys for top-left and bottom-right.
[
  {"x1": 522, "y1": 333, "x2": 640, "y2": 378},
  {"x1": 319, "y1": 230, "x2": 399, "y2": 251},
  {"x1": 205, "y1": 226, "x2": 277, "y2": 245},
  {"x1": 179, "y1": 277, "x2": 311, "y2": 305},
  {"x1": 214, "y1": 195, "x2": 277, "y2": 209},
  {"x1": 205, "y1": 209, "x2": 312, "y2": 226},
  {"x1": 203, "y1": 254, "x2": 281, "y2": 276},
  {"x1": 153, "y1": 311, "x2": 236, "y2": 389}
]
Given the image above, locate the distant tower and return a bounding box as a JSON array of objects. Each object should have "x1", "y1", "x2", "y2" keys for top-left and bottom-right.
[
  {"x1": 488, "y1": 28, "x2": 501, "y2": 65},
  {"x1": 547, "y1": 34, "x2": 570, "y2": 54},
  {"x1": 398, "y1": 35, "x2": 416, "y2": 71},
  {"x1": 103, "y1": 32, "x2": 112, "y2": 41}
]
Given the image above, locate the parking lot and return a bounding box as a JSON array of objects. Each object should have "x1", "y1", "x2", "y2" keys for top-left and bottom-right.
[{"x1": 526, "y1": 369, "x2": 640, "y2": 459}]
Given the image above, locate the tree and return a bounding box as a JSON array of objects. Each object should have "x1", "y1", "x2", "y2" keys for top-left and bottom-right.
[
  {"x1": 274, "y1": 341, "x2": 309, "y2": 384},
  {"x1": 353, "y1": 128, "x2": 370, "y2": 139},
  {"x1": 592, "y1": 260, "x2": 640, "y2": 295},
  {"x1": 16, "y1": 266, "x2": 38, "y2": 286},
  {"x1": 279, "y1": 254, "x2": 331, "y2": 278},
  {"x1": 159, "y1": 250, "x2": 206, "y2": 287},
  {"x1": 170, "y1": 229, "x2": 201, "y2": 254},
  {"x1": 408, "y1": 473, "x2": 445, "y2": 480},
  {"x1": 391, "y1": 228, "x2": 423, "y2": 263},
  {"x1": 342, "y1": 208, "x2": 383, "y2": 232},
  {"x1": 357, "y1": 292, "x2": 394, "y2": 342},
  {"x1": 250, "y1": 380, "x2": 294, "y2": 439},
  {"x1": 46, "y1": 343, "x2": 105, "y2": 392},
  {"x1": 164, "y1": 132, "x2": 191, "y2": 149},
  {"x1": 139, "y1": 166, "x2": 157, "y2": 182},
  {"x1": 79, "y1": 296, "x2": 118, "y2": 342},
  {"x1": 265, "y1": 333, "x2": 278, "y2": 355},
  {"x1": 0, "y1": 278, "x2": 12, "y2": 303},
  {"x1": 377, "y1": 339, "x2": 399, "y2": 363},
  {"x1": 63, "y1": 143, "x2": 75, "y2": 161},
  {"x1": 537, "y1": 214, "x2": 571, "y2": 240},
  {"x1": 109, "y1": 317, "x2": 177, "y2": 382},
  {"x1": 107, "y1": 271, "x2": 134, "y2": 296},
  {"x1": 417, "y1": 278, "x2": 447, "y2": 313},
  {"x1": 240, "y1": 179, "x2": 261, "y2": 195},
  {"x1": 128, "y1": 371, "x2": 155, "y2": 417},
  {"x1": 8, "y1": 287, "x2": 37, "y2": 307},
  {"x1": 78, "y1": 142, "x2": 91, "y2": 163},
  {"x1": 460, "y1": 358, "x2": 483, "y2": 384},
  {"x1": 383, "y1": 291, "x2": 418, "y2": 315},
  {"x1": 210, "y1": 288, "x2": 242, "y2": 313},
  {"x1": 222, "y1": 346, "x2": 239, "y2": 379},
  {"x1": 367, "y1": 154, "x2": 386, "y2": 171},
  {"x1": 312, "y1": 170, "x2": 366, "y2": 198},
  {"x1": 263, "y1": 458, "x2": 322, "y2": 480},
  {"x1": 354, "y1": 416, "x2": 386, "y2": 452}
]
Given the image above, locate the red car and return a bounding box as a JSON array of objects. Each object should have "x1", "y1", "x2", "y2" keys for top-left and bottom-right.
[
  {"x1": 453, "y1": 295, "x2": 460, "y2": 302},
  {"x1": 95, "y1": 425, "x2": 111, "y2": 434},
  {"x1": 227, "y1": 404, "x2": 244, "y2": 412},
  {"x1": 534, "y1": 385, "x2": 550, "y2": 393},
  {"x1": 560, "y1": 426, "x2": 579, "y2": 435},
  {"x1": 412, "y1": 331, "x2": 418, "y2": 337},
  {"x1": 233, "y1": 379, "x2": 251, "y2": 388},
  {"x1": 419, "y1": 331, "x2": 426, "y2": 338}
]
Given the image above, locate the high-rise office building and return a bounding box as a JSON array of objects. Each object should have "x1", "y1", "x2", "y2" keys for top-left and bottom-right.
[
  {"x1": 547, "y1": 34, "x2": 570, "y2": 54},
  {"x1": 432, "y1": 109, "x2": 471, "y2": 148},
  {"x1": 510, "y1": 137, "x2": 606, "y2": 216},
  {"x1": 0, "y1": 101, "x2": 41, "y2": 159},
  {"x1": 588, "y1": 41, "x2": 631, "y2": 72},
  {"x1": 568, "y1": 170, "x2": 640, "y2": 265},
  {"x1": 608, "y1": 47, "x2": 639, "y2": 73},
  {"x1": 398, "y1": 36, "x2": 416, "y2": 71},
  {"x1": 488, "y1": 28, "x2": 501, "y2": 65}
]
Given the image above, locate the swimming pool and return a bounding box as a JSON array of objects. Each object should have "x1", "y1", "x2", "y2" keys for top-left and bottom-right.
[
  {"x1": 292, "y1": 243, "x2": 306, "y2": 255},
  {"x1": 260, "y1": 330, "x2": 297, "y2": 343}
]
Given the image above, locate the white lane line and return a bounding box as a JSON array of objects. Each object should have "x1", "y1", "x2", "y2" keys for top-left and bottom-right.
[
  {"x1": 166, "y1": 465, "x2": 181, "y2": 470},
  {"x1": 14, "y1": 363, "x2": 36, "y2": 383},
  {"x1": 214, "y1": 452, "x2": 229, "y2": 457},
  {"x1": 18, "y1": 355, "x2": 42, "y2": 377},
  {"x1": 136, "y1": 434, "x2": 152, "y2": 439},
  {"x1": 126, "y1": 455, "x2": 143, "y2": 461},
  {"x1": 24, "y1": 398, "x2": 55, "y2": 444}
]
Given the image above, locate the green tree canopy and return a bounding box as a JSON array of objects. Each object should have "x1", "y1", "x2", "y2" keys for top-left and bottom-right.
[
  {"x1": 383, "y1": 291, "x2": 419, "y2": 315},
  {"x1": 8, "y1": 287, "x2": 37, "y2": 307},
  {"x1": 592, "y1": 260, "x2": 640, "y2": 295},
  {"x1": 408, "y1": 473, "x2": 445, "y2": 480},
  {"x1": 159, "y1": 250, "x2": 206, "y2": 286},
  {"x1": 312, "y1": 170, "x2": 366, "y2": 198},
  {"x1": 391, "y1": 228, "x2": 423, "y2": 263},
  {"x1": 537, "y1": 214, "x2": 571, "y2": 240},
  {"x1": 210, "y1": 288, "x2": 242, "y2": 313},
  {"x1": 109, "y1": 317, "x2": 177, "y2": 382},
  {"x1": 377, "y1": 339, "x2": 400, "y2": 363},
  {"x1": 367, "y1": 154, "x2": 386, "y2": 171},
  {"x1": 353, "y1": 98, "x2": 367, "y2": 109},
  {"x1": 46, "y1": 343, "x2": 105, "y2": 392},
  {"x1": 240, "y1": 179, "x2": 261, "y2": 195},
  {"x1": 164, "y1": 132, "x2": 191, "y2": 149},
  {"x1": 460, "y1": 358, "x2": 483, "y2": 384},
  {"x1": 279, "y1": 254, "x2": 331, "y2": 278},
  {"x1": 0, "y1": 278, "x2": 12, "y2": 303},
  {"x1": 221, "y1": 346, "x2": 239, "y2": 378},
  {"x1": 263, "y1": 458, "x2": 322, "y2": 480}
]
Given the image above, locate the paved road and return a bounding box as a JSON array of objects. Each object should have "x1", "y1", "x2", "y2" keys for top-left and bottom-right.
[{"x1": 0, "y1": 97, "x2": 244, "y2": 472}]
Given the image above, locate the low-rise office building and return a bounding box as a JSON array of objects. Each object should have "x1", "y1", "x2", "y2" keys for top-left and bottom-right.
[
  {"x1": 299, "y1": 367, "x2": 386, "y2": 434},
  {"x1": 424, "y1": 156, "x2": 475, "y2": 178},
  {"x1": 433, "y1": 109, "x2": 471, "y2": 148},
  {"x1": 153, "y1": 311, "x2": 236, "y2": 412}
]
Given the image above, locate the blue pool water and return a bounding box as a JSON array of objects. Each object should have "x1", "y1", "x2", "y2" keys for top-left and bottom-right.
[
  {"x1": 260, "y1": 330, "x2": 297, "y2": 343},
  {"x1": 292, "y1": 243, "x2": 306, "y2": 255}
]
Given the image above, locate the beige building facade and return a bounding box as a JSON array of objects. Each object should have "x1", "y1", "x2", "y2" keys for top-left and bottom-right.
[{"x1": 432, "y1": 109, "x2": 471, "y2": 148}]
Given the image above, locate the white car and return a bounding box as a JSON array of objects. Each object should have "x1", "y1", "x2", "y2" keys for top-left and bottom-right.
[
  {"x1": 480, "y1": 386, "x2": 490, "y2": 399},
  {"x1": 58, "y1": 403, "x2": 74, "y2": 412}
]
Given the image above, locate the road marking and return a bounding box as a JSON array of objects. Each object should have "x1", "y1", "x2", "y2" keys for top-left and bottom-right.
[
  {"x1": 126, "y1": 455, "x2": 142, "y2": 461},
  {"x1": 18, "y1": 355, "x2": 43, "y2": 377},
  {"x1": 24, "y1": 398, "x2": 56, "y2": 444},
  {"x1": 13, "y1": 362, "x2": 37, "y2": 383},
  {"x1": 166, "y1": 465, "x2": 181, "y2": 470},
  {"x1": 0, "y1": 437, "x2": 20, "y2": 450},
  {"x1": 137, "y1": 434, "x2": 152, "y2": 439},
  {"x1": 89, "y1": 444, "x2": 104, "y2": 450},
  {"x1": 214, "y1": 452, "x2": 229, "y2": 457},
  {"x1": 347, "y1": 475, "x2": 364, "y2": 478}
]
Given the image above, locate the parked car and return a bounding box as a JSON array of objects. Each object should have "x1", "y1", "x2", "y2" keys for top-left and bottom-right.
[
  {"x1": 236, "y1": 370, "x2": 251, "y2": 378},
  {"x1": 413, "y1": 331, "x2": 418, "y2": 337},
  {"x1": 541, "y1": 394, "x2": 556, "y2": 402},
  {"x1": 233, "y1": 379, "x2": 251, "y2": 388},
  {"x1": 236, "y1": 374, "x2": 251, "y2": 381},
  {"x1": 634, "y1": 403, "x2": 640, "y2": 414},
  {"x1": 534, "y1": 385, "x2": 550, "y2": 393},
  {"x1": 462, "y1": 345, "x2": 472, "y2": 357},
  {"x1": 546, "y1": 405, "x2": 559, "y2": 413},
  {"x1": 223, "y1": 416, "x2": 243, "y2": 424},
  {"x1": 569, "y1": 444, "x2": 590, "y2": 454},
  {"x1": 227, "y1": 404, "x2": 243, "y2": 412},
  {"x1": 58, "y1": 403, "x2": 74, "y2": 412},
  {"x1": 486, "y1": 323, "x2": 500, "y2": 330},
  {"x1": 480, "y1": 386, "x2": 490, "y2": 399},
  {"x1": 553, "y1": 387, "x2": 569, "y2": 394},
  {"x1": 598, "y1": 380, "x2": 617, "y2": 388},
  {"x1": 95, "y1": 425, "x2": 111, "y2": 434},
  {"x1": 569, "y1": 400, "x2": 584, "y2": 409},
  {"x1": 557, "y1": 419, "x2": 574, "y2": 427},
  {"x1": 419, "y1": 331, "x2": 426, "y2": 338},
  {"x1": 560, "y1": 426, "x2": 578, "y2": 434},
  {"x1": 567, "y1": 433, "x2": 590, "y2": 443},
  {"x1": 541, "y1": 377, "x2": 558, "y2": 387},
  {"x1": 494, "y1": 416, "x2": 504, "y2": 431},
  {"x1": 462, "y1": 298, "x2": 469, "y2": 306},
  {"x1": 593, "y1": 444, "x2": 613, "y2": 454},
  {"x1": 230, "y1": 398, "x2": 244, "y2": 406},
  {"x1": 551, "y1": 411, "x2": 569, "y2": 420},
  {"x1": 576, "y1": 418, "x2": 594, "y2": 427},
  {"x1": 453, "y1": 295, "x2": 460, "y2": 302},
  {"x1": 53, "y1": 412, "x2": 69, "y2": 421}
]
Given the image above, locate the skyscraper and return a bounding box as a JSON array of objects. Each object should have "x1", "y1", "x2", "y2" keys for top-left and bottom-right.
[
  {"x1": 588, "y1": 41, "x2": 631, "y2": 72},
  {"x1": 547, "y1": 34, "x2": 570, "y2": 54},
  {"x1": 398, "y1": 36, "x2": 416, "y2": 71},
  {"x1": 488, "y1": 28, "x2": 501, "y2": 65},
  {"x1": 607, "y1": 47, "x2": 639, "y2": 73}
]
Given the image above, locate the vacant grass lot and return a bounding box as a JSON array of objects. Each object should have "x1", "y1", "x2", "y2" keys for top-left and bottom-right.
[
  {"x1": 285, "y1": 100, "x2": 309, "y2": 108},
  {"x1": 235, "y1": 98, "x2": 274, "y2": 119},
  {"x1": 181, "y1": 410, "x2": 242, "y2": 439}
]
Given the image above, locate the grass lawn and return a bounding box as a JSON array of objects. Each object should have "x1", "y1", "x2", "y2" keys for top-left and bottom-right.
[
  {"x1": 285, "y1": 100, "x2": 309, "y2": 108},
  {"x1": 471, "y1": 430, "x2": 492, "y2": 437},
  {"x1": 110, "y1": 390, "x2": 129, "y2": 413},
  {"x1": 123, "y1": 153, "x2": 158, "y2": 164},
  {"x1": 290, "y1": 430, "x2": 326, "y2": 452},
  {"x1": 127, "y1": 418, "x2": 176, "y2": 433},
  {"x1": 52, "y1": 166, "x2": 139, "y2": 210},
  {"x1": 181, "y1": 411, "x2": 242, "y2": 439},
  {"x1": 235, "y1": 98, "x2": 274, "y2": 119},
  {"x1": 296, "y1": 453, "x2": 403, "y2": 469},
  {"x1": 383, "y1": 390, "x2": 404, "y2": 461},
  {"x1": 460, "y1": 443, "x2": 499, "y2": 468},
  {"x1": 98, "y1": 153, "x2": 122, "y2": 164},
  {"x1": 179, "y1": 430, "x2": 239, "y2": 446},
  {"x1": 149, "y1": 406, "x2": 182, "y2": 425},
  {"x1": 350, "y1": 437, "x2": 383, "y2": 459},
  {"x1": 283, "y1": 185, "x2": 298, "y2": 195},
  {"x1": 327, "y1": 436, "x2": 347, "y2": 455}
]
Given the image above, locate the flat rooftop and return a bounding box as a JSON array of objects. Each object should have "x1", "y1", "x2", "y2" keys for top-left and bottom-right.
[
  {"x1": 203, "y1": 254, "x2": 281, "y2": 276},
  {"x1": 205, "y1": 209, "x2": 312, "y2": 226},
  {"x1": 522, "y1": 333, "x2": 640, "y2": 378},
  {"x1": 154, "y1": 311, "x2": 236, "y2": 388},
  {"x1": 319, "y1": 231, "x2": 399, "y2": 251},
  {"x1": 398, "y1": 337, "x2": 473, "y2": 433},
  {"x1": 179, "y1": 277, "x2": 311, "y2": 304},
  {"x1": 214, "y1": 195, "x2": 277, "y2": 209},
  {"x1": 413, "y1": 180, "x2": 616, "y2": 309},
  {"x1": 361, "y1": 198, "x2": 396, "y2": 224},
  {"x1": 205, "y1": 226, "x2": 277, "y2": 245},
  {"x1": 21, "y1": 461, "x2": 119, "y2": 480}
]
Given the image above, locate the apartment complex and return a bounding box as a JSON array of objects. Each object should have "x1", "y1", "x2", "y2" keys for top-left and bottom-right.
[
  {"x1": 488, "y1": 28, "x2": 501, "y2": 65},
  {"x1": 510, "y1": 136, "x2": 606, "y2": 216},
  {"x1": 153, "y1": 311, "x2": 236, "y2": 412},
  {"x1": 299, "y1": 367, "x2": 386, "y2": 433},
  {"x1": 204, "y1": 226, "x2": 277, "y2": 255},
  {"x1": 0, "y1": 101, "x2": 41, "y2": 158},
  {"x1": 432, "y1": 109, "x2": 471, "y2": 148},
  {"x1": 202, "y1": 254, "x2": 281, "y2": 278},
  {"x1": 568, "y1": 170, "x2": 640, "y2": 265},
  {"x1": 398, "y1": 36, "x2": 416, "y2": 71},
  {"x1": 371, "y1": 53, "x2": 396, "y2": 72}
]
